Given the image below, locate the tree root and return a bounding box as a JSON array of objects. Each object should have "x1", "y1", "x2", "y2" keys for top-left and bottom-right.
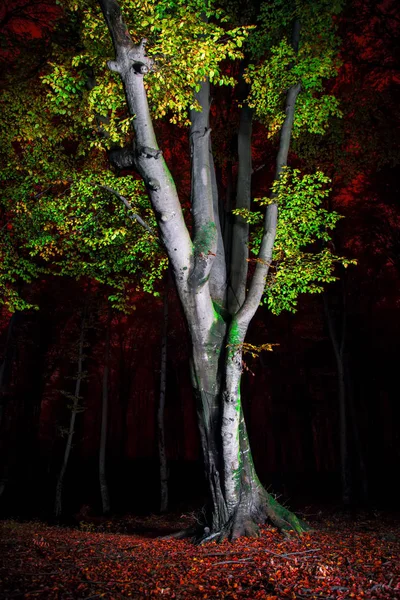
[
  {"x1": 159, "y1": 525, "x2": 199, "y2": 540},
  {"x1": 160, "y1": 488, "x2": 310, "y2": 544},
  {"x1": 264, "y1": 491, "x2": 311, "y2": 535}
]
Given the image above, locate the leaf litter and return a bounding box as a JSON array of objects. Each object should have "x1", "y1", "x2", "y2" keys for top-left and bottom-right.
[{"x1": 0, "y1": 509, "x2": 399, "y2": 599}]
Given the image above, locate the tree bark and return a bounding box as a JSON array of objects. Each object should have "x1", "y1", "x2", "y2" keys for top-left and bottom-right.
[
  {"x1": 228, "y1": 66, "x2": 253, "y2": 314},
  {"x1": 323, "y1": 292, "x2": 351, "y2": 505},
  {"x1": 99, "y1": 305, "x2": 111, "y2": 514},
  {"x1": 54, "y1": 312, "x2": 86, "y2": 517}
]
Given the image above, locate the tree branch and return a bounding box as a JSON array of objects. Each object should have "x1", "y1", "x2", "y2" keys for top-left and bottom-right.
[
  {"x1": 98, "y1": 0, "x2": 193, "y2": 289},
  {"x1": 236, "y1": 19, "x2": 301, "y2": 333},
  {"x1": 96, "y1": 184, "x2": 156, "y2": 236},
  {"x1": 189, "y1": 80, "x2": 218, "y2": 291}
]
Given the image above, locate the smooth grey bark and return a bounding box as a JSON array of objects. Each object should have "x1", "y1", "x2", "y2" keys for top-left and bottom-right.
[
  {"x1": 99, "y1": 305, "x2": 111, "y2": 514},
  {"x1": 275, "y1": 19, "x2": 301, "y2": 179},
  {"x1": 158, "y1": 272, "x2": 169, "y2": 513},
  {"x1": 222, "y1": 161, "x2": 234, "y2": 271},
  {"x1": 99, "y1": 0, "x2": 307, "y2": 539},
  {"x1": 209, "y1": 136, "x2": 227, "y2": 305},
  {"x1": 228, "y1": 68, "x2": 253, "y2": 314},
  {"x1": 54, "y1": 313, "x2": 86, "y2": 517},
  {"x1": 228, "y1": 104, "x2": 253, "y2": 313}
]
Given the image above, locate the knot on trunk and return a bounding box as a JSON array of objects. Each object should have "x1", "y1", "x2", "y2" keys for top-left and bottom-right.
[
  {"x1": 128, "y1": 39, "x2": 153, "y2": 74},
  {"x1": 108, "y1": 39, "x2": 153, "y2": 76},
  {"x1": 145, "y1": 177, "x2": 161, "y2": 191},
  {"x1": 222, "y1": 391, "x2": 236, "y2": 404},
  {"x1": 160, "y1": 211, "x2": 175, "y2": 223},
  {"x1": 190, "y1": 127, "x2": 212, "y2": 155},
  {"x1": 132, "y1": 61, "x2": 150, "y2": 74},
  {"x1": 137, "y1": 146, "x2": 163, "y2": 159}
]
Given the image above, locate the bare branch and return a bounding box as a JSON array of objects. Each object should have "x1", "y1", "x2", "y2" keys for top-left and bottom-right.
[{"x1": 96, "y1": 184, "x2": 156, "y2": 236}]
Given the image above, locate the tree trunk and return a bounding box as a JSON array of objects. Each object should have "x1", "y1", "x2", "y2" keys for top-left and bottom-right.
[
  {"x1": 54, "y1": 312, "x2": 86, "y2": 517},
  {"x1": 323, "y1": 292, "x2": 351, "y2": 505},
  {"x1": 324, "y1": 284, "x2": 369, "y2": 505},
  {"x1": 99, "y1": 305, "x2": 111, "y2": 514},
  {"x1": 158, "y1": 272, "x2": 169, "y2": 513},
  {"x1": 228, "y1": 66, "x2": 252, "y2": 314},
  {"x1": 346, "y1": 361, "x2": 369, "y2": 502}
]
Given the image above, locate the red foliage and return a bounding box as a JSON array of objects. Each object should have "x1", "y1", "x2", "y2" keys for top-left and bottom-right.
[{"x1": 1, "y1": 511, "x2": 399, "y2": 599}]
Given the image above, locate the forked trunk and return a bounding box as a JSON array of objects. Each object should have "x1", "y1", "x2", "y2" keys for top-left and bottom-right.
[
  {"x1": 99, "y1": 0, "x2": 308, "y2": 539},
  {"x1": 192, "y1": 328, "x2": 307, "y2": 540},
  {"x1": 189, "y1": 265, "x2": 306, "y2": 538}
]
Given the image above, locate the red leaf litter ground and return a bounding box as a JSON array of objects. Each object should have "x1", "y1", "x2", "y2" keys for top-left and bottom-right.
[{"x1": 0, "y1": 509, "x2": 399, "y2": 599}]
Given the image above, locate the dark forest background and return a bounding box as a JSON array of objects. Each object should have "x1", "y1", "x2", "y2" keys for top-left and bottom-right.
[{"x1": 0, "y1": 0, "x2": 399, "y2": 520}]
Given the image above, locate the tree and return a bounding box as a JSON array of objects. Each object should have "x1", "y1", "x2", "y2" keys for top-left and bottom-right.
[
  {"x1": 91, "y1": 0, "x2": 352, "y2": 539},
  {"x1": 1, "y1": 0, "x2": 353, "y2": 538},
  {"x1": 54, "y1": 307, "x2": 87, "y2": 517},
  {"x1": 96, "y1": 302, "x2": 112, "y2": 514}
]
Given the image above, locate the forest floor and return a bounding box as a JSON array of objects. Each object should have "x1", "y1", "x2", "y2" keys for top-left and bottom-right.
[{"x1": 0, "y1": 508, "x2": 399, "y2": 599}]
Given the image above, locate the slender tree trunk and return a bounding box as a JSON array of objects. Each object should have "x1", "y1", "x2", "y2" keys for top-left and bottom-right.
[
  {"x1": 54, "y1": 313, "x2": 86, "y2": 517},
  {"x1": 324, "y1": 283, "x2": 369, "y2": 505},
  {"x1": 117, "y1": 328, "x2": 131, "y2": 460},
  {"x1": 223, "y1": 161, "x2": 234, "y2": 276},
  {"x1": 158, "y1": 272, "x2": 169, "y2": 513},
  {"x1": 323, "y1": 292, "x2": 351, "y2": 505},
  {"x1": 228, "y1": 66, "x2": 253, "y2": 313},
  {"x1": 0, "y1": 314, "x2": 16, "y2": 500},
  {"x1": 346, "y1": 361, "x2": 369, "y2": 502},
  {"x1": 99, "y1": 305, "x2": 111, "y2": 514}
]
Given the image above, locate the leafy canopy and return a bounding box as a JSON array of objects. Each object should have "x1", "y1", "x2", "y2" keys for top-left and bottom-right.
[{"x1": 0, "y1": 0, "x2": 353, "y2": 314}]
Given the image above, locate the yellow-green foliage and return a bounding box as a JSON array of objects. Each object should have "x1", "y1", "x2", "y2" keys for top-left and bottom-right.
[
  {"x1": 0, "y1": 0, "x2": 347, "y2": 313},
  {"x1": 245, "y1": 0, "x2": 343, "y2": 137},
  {"x1": 0, "y1": 77, "x2": 166, "y2": 312},
  {"x1": 234, "y1": 167, "x2": 356, "y2": 314},
  {"x1": 51, "y1": 0, "x2": 250, "y2": 133}
]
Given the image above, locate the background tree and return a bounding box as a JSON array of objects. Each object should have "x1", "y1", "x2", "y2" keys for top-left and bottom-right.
[
  {"x1": 99, "y1": 303, "x2": 112, "y2": 515},
  {"x1": 0, "y1": 68, "x2": 167, "y2": 515}
]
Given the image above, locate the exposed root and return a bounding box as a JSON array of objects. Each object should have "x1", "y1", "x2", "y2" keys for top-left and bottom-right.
[
  {"x1": 264, "y1": 491, "x2": 311, "y2": 535},
  {"x1": 159, "y1": 525, "x2": 199, "y2": 540},
  {"x1": 199, "y1": 530, "x2": 221, "y2": 544},
  {"x1": 161, "y1": 487, "x2": 310, "y2": 544}
]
